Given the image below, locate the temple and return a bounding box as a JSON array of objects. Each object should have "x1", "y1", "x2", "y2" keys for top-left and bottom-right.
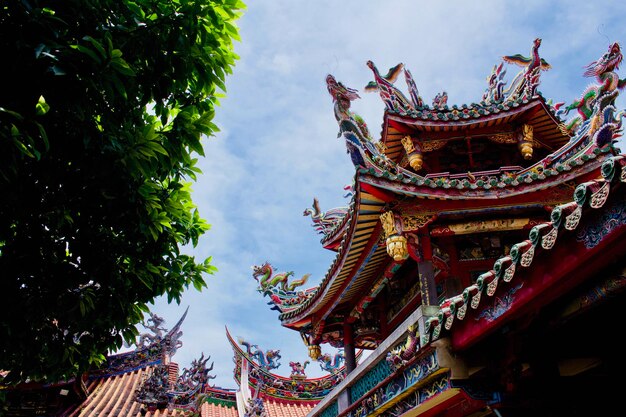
[
  {"x1": 3, "y1": 39, "x2": 626, "y2": 417},
  {"x1": 260, "y1": 39, "x2": 626, "y2": 416}
]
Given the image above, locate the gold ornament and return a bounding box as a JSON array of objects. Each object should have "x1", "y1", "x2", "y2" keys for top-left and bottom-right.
[
  {"x1": 386, "y1": 235, "x2": 408, "y2": 261},
  {"x1": 402, "y1": 215, "x2": 433, "y2": 231},
  {"x1": 308, "y1": 345, "x2": 321, "y2": 361},
  {"x1": 488, "y1": 132, "x2": 517, "y2": 144},
  {"x1": 380, "y1": 211, "x2": 398, "y2": 238},
  {"x1": 401, "y1": 136, "x2": 423, "y2": 170},
  {"x1": 519, "y1": 124, "x2": 534, "y2": 160},
  {"x1": 420, "y1": 140, "x2": 447, "y2": 152},
  {"x1": 407, "y1": 153, "x2": 423, "y2": 171},
  {"x1": 401, "y1": 136, "x2": 416, "y2": 154}
]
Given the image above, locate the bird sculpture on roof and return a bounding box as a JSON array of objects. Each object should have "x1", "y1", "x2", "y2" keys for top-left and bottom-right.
[
  {"x1": 365, "y1": 60, "x2": 414, "y2": 115},
  {"x1": 364, "y1": 62, "x2": 404, "y2": 92},
  {"x1": 502, "y1": 38, "x2": 551, "y2": 100},
  {"x1": 503, "y1": 37, "x2": 551, "y2": 73}
]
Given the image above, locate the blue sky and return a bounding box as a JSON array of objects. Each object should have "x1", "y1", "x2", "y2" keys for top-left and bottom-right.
[{"x1": 145, "y1": 0, "x2": 626, "y2": 388}]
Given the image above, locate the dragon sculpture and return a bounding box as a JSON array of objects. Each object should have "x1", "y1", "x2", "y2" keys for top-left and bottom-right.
[
  {"x1": 326, "y1": 73, "x2": 399, "y2": 173},
  {"x1": 136, "y1": 352, "x2": 215, "y2": 411},
  {"x1": 238, "y1": 338, "x2": 282, "y2": 371},
  {"x1": 503, "y1": 37, "x2": 551, "y2": 100},
  {"x1": 252, "y1": 262, "x2": 316, "y2": 314},
  {"x1": 303, "y1": 197, "x2": 348, "y2": 236},
  {"x1": 317, "y1": 350, "x2": 345, "y2": 373},
  {"x1": 326, "y1": 74, "x2": 372, "y2": 141},
  {"x1": 175, "y1": 353, "x2": 215, "y2": 391},
  {"x1": 386, "y1": 325, "x2": 420, "y2": 371},
  {"x1": 326, "y1": 74, "x2": 375, "y2": 167},
  {"x1": 253, "y1": 262, "x2": 310, "y2": 293},
  {"x1": 561, "y1": 42, "x2": 626, "y2": 137},
  {"x1": 136, "y1": 312, "x2": 166, "y2": 347}
]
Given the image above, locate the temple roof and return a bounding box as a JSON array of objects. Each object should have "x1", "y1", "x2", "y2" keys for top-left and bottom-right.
[
  {"x1": 71, "y1": 365, "x2": 190, "y2": 417},
  {"x1": 257, "y1": 40, "x2": 626, "y2": 351}
]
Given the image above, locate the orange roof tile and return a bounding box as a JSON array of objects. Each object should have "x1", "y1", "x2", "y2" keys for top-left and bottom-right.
[
  {"x1": 263, "y1": 398, "x2": 315, "y2": 417},
  {"x1": 201, "y1": 402, "x2": 239, "y2": 417},
  {"x1": 67, "y1": 366, "x2": 191, "y2": 417}
]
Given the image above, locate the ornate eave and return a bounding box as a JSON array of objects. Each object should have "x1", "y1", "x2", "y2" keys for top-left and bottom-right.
[
  {"x1": 226, "y1": 328, "x2": 348, "y2": 402},
  {"x1": 278, "y1": 184, "x2": 387, "y2": 328},
  {"x1": 381, "y1": 95, "x2": 570, "y2": 162},
  {"x1": 277, "y1": 146, "x2": 612, "y2": 333},
  {"x1": 422, "y1": 155, "x2": 626, "y2": 346}
]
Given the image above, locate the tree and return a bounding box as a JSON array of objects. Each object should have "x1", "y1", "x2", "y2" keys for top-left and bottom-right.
[{"x1": 0, "y1": 0, "x2": 244, "y2": 384}]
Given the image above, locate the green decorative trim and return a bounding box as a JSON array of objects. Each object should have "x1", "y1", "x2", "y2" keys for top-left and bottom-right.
[
  {"x1": 319, "y1": 400, "x2": 338, "y2": 417},
  {"x1": 203, "y1": 396, "x2": 237, "y2": 408},
  {"x1": 349, "y1": 357, "x2": 392, "y2": 403}
]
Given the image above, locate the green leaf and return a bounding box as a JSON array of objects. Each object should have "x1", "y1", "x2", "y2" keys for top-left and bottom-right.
[
  {"x1": 70, "y1": 44, "x2": 102, "y2": 64},
  {"x1": 83, "y1": 35, "x2": 107, "y2": 59},
  {"x1": 35, "y1": 95, "x2": 50, "y2": 116}
]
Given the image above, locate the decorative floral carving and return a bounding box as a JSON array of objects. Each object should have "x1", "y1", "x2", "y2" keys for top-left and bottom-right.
[
  {"x1": 590, "y1": 181, "x2": 610, "y2": 208},
  {"x1": 489, "y1": 132, "x2": 517, "y2": 144},
  {"x1": 476, "y1": 284, "x2": 524, "y2": 322},
  {"x1": 401, "y1": 215, "x2": 433, "y2": 231},
  {"x1": 420, "y1": 140, "x2": 447, "y2": 152}
]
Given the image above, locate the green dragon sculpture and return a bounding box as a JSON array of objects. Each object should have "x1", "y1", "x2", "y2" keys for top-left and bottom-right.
[
  {"x1": 562, "y1": 42, "x2": 626, "y2": 135},
  {"x1": 252, "y1": 262, "x2": 311, "y2": 292}
]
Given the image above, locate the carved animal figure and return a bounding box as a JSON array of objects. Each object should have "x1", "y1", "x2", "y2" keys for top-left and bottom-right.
[
  {"x1": 303, "y1": 198, "x2": 348, "y2": 235},
  {"x1": 252, "y1": 262, "x2": 311, "y2": 293},
  {"x1": 482, "y1": 62, "x2": 507, "y2": 103},
  {"x1": 432, "y1": 91, "x2": 448, "y2": 108},
  {"x1": 326, "y1": 74, "x2": 373, "y2": 142},
  {"x1": 503, "y1": 38, "x2": 551, "y2": 74},
  {"x1": 326, "y1": 74, "x2": 375, "y2": 167},
  {"x1": 289, "y1": 361, "x2": 310, "y2": 377},
  {"x1": 386, "y1": 325, "x2": 419, "y2": 369},
  {"x1": 238, "y1": 338, "x2": 282, "y2": 370},
  {"x1": 364, "y1": 63, "x2": 404, "y2": 92},
  {"x1": 503, "y1": 38, "x2": 551, "y2": 99},
  {"x1": 137, "y1": 312, "x2": 166, "y2": 347},
  {"x1": 318, "y1": 350, "x2": 345, "y2": 373},
  {"x1": 365, "y1": 60, "x2": 414, "y2": 115},
  {"x1": 562, "y1": 42, "x2": 626, "y2": 134}
]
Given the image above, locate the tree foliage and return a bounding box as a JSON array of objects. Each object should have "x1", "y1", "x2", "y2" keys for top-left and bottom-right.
[{"x1": 0, "y1": 0, "x2": 244, "y2": 384}]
